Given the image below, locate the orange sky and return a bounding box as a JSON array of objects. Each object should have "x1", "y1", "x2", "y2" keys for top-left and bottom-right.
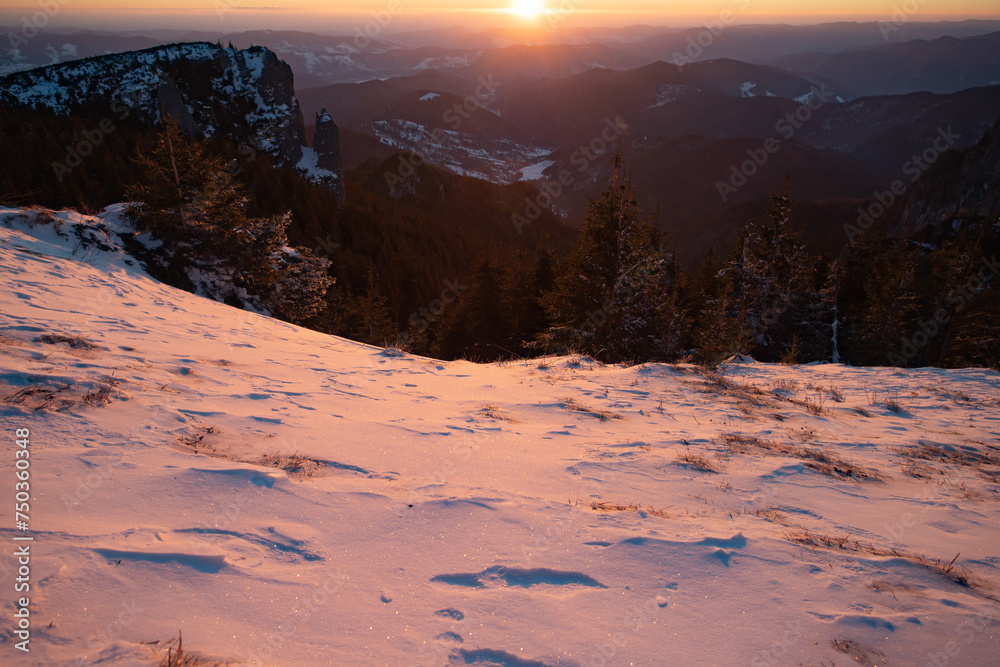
[{"x1": 1, "y1": 0, "x2": 997, "y2": 31}]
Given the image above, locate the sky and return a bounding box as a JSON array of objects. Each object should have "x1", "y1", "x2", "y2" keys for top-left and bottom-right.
[{"x1": 0, "y1": 0, "x2": 998, "y2": 32}]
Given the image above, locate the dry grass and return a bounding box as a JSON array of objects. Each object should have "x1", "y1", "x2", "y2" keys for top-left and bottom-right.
[
  {"x1": 789, "y1": 394, "x2": 826, "y2": 415},
  {"x1": 894, "y1": 442, "x2": 1000, "y2": 468},
  {"x1": 179, "y1": 427, "x2": 324, "y2": 480},
  {"x1": 591, "y1": 500, "x2": 670, "y2": 519},
  {"x1": 828, "y1": 386, "x2": 846, "y2": 403},
  {"x1": 36, "y1": 334, "x2": 96, "y2": 350},
  {"x1": 786, "y1": 531, "x2": 983, "y2": 591},
  {"x1": 690, "y1": 366, "x2": 768, "y2": 406},
  {"x1": 884, "y1": 397, "x2": 910, "y2": 415},
  {"x1": 157, "y1": 632, "x2": 223, "y2": 667},
  {"x1": 256, "y1": 453, "x2": 323, "y2": 479},
  {"x1": 482, "y1": 405, "x2": 518, "y2": 422},
  {"x1": 677, "y1": 451, "x2": 720, "y2": 473},
  {"x1": 723, "y1": 434, "x2": 882, "y2": 482},
  {"x1": 770, "y1": 379, "x2": 799, "y2": 392},
  {"x1": 900, "y1": 461, "x2": 939, "y2": 479},
  {"x1": 4, "y1": 386, "x2": 63, "y2": 410},
  {"x1": 4, "y1": 379, "x2": 119, "y2": 411},
  {"x1": 830, "y1": 638, "x2": 887, "y2": 667},
  {"x1": 745, "y1": 507, "x2": 788, "y2": 524},
  {"x1": 560, "y1": 397, "x2": 622, "y2": 421}
]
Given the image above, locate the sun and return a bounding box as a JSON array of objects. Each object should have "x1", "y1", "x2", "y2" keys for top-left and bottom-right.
[{"x1": 510, "y1": 0, "x2": 546, "y2": 19}]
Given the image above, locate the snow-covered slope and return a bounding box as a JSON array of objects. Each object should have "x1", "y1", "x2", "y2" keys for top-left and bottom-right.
[{"x1": 1, "y1": 208, "x2": 999, "y2": 666}]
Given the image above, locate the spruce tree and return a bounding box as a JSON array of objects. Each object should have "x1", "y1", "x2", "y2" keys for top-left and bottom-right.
[
  {"x1": 541, "y1": 158, "x2": 675, "y2": 362},
  {"x1": 125, "y1": 121, "x2": 333, "y2": 324},
  {"x1": 717, "y1": 187, "x2": 809, "y2": 361}
]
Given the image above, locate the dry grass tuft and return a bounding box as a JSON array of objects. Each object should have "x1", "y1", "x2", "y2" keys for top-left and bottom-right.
[
  {"x1": 689, "y1": 366, "x2": 767, "y2": 406},
  {"x1": 157, "y1": 631, "x2": 223, "y2": 667},
  {"x1": 770, "y1": 379, "x2": 799, "y2": 392},
  {"x1": 786, "y1": 531, "x2": 983, "y2": 590},
  {"x1": 894, "y1": 442, "x2": 1000, "y2": 468},
  {"x1": 4, "y1": 379, "x2": 119, "y2": 411},
  {"x1": 4, "y1": 386, "x2": 62, "y2": 410},
  {"x1": 900, "y1": 461, "x2": 939, "y2": 479},
  {"x1": 256, "y1": 453, "x2": 323, "y2": 479},
  {"x1": 591, "y1": 500, "x2": 670, "y2": 519},
  {"x1": 482, "y1": 405, "x2": 518, "y2": 422},
  {"x1": 179, "y1": 427, "x2": 324, "y2": 480},
  {"x1": 36, "y1": 334, "x2": 96, "y2": 350},
  {"x1": 830, "y1": 638, "x2": 887, "y2": 667},
  {"x1": 723, "y1": 434, "x2": 882, "y2": 481},
  {"x1": 884, "y1": 398, "x2": 910, "y2": 415},
  {"x1": 560, "y1": 397, "x2": 622, "y2": 421},
  {"x1": 676, "y1": 451, "x2": 720, "y2": 473},
  {"x1": 749, "y1": 508, "x2": 787, "y2": 524},
  {"x1": 789, "y1": 394, "x2": 826, "y2": 415}
]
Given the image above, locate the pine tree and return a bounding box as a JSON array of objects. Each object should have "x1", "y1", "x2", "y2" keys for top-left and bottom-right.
[
  {"x1": 349, "y1": 269, "x2": 397, "y2": 344},
  {"x1": 717, "y1": 187, "x2": 809, "y2": 361},
  {"x1": 125, "y1": 121, "x2": 333, "y2": 323},
  {"x1": 125, "y1": 121, "x2": 226, "y2": 241}
]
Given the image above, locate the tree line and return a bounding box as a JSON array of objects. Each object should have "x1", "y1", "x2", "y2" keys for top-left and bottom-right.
[{"x1": 2, "y1": 108, "x2": 996, "y2": 369}]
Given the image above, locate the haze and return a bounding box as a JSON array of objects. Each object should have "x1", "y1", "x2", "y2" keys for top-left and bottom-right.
[{"x1": 1, "y1": 0, "x2": 998, "y2": 32}]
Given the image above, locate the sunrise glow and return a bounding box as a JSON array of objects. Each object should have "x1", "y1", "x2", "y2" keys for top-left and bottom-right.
[
  {"x1": 509, "y1": 0, "x2": 547, "y2": 20},
  {"x1": 0, "y1": 0, "x2": 997, "y2": 32}
]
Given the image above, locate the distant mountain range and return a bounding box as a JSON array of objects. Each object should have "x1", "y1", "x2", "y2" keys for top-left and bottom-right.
[
  {"x1": 4, "y1": 22, "x2": 1000, "y2": 90},
  {"x1": 2, "y1": 23, "x2": 998, "y2": 262}
]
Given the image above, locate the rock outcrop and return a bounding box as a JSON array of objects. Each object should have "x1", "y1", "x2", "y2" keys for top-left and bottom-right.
[
  {"x1": 312, "y1": 108, "x2": 347, "y2": 204},
  {"x1": 0, "y1": 42, "x2": 307, "y2": 167},
  {"x1": 892, "y1": 115, "x2": 1000, "y2": 236}
]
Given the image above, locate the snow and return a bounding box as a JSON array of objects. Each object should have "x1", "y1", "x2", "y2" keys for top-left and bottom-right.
[
  {"x1": 419, "y1": 92, "x2": 441, "y2": 102},
  {"x1": 1, "y1": 208, "x2": 1000, "y2": 665},
  {"x1": 645, "y1": 84, "x2": 687, "y2": 109},
  {"x1": 295, "y1": 146, "x2": 339, "y2": 182},
  {"x1": 518, "y1": 160, "x2": 556, "y2": 181},
  {"x1": 365, "y1": 119, "x2": 551, "y2": 185},
  {"x1": 740, "y1": 81, "x2": 757, "y2": 98}
]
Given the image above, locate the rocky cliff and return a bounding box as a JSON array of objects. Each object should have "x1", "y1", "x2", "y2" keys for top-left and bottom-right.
[
  {"x1": 891, "y1": 115, "x2": 1000, "y2": 237},
  {"x1": 0, "y1": 42, "x2": 307, "y2": 167},
  {"x1": 312, "y1": 108, "x2": 347, "y2": 204}
]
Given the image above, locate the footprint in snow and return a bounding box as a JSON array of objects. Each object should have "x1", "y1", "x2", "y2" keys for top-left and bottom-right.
[
  {"x1": 431, "y1": 566, "x2": 607, "y2": 589},
  {"x1": 434, "y1": 608, "x2": 465, "y2": 621}
]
